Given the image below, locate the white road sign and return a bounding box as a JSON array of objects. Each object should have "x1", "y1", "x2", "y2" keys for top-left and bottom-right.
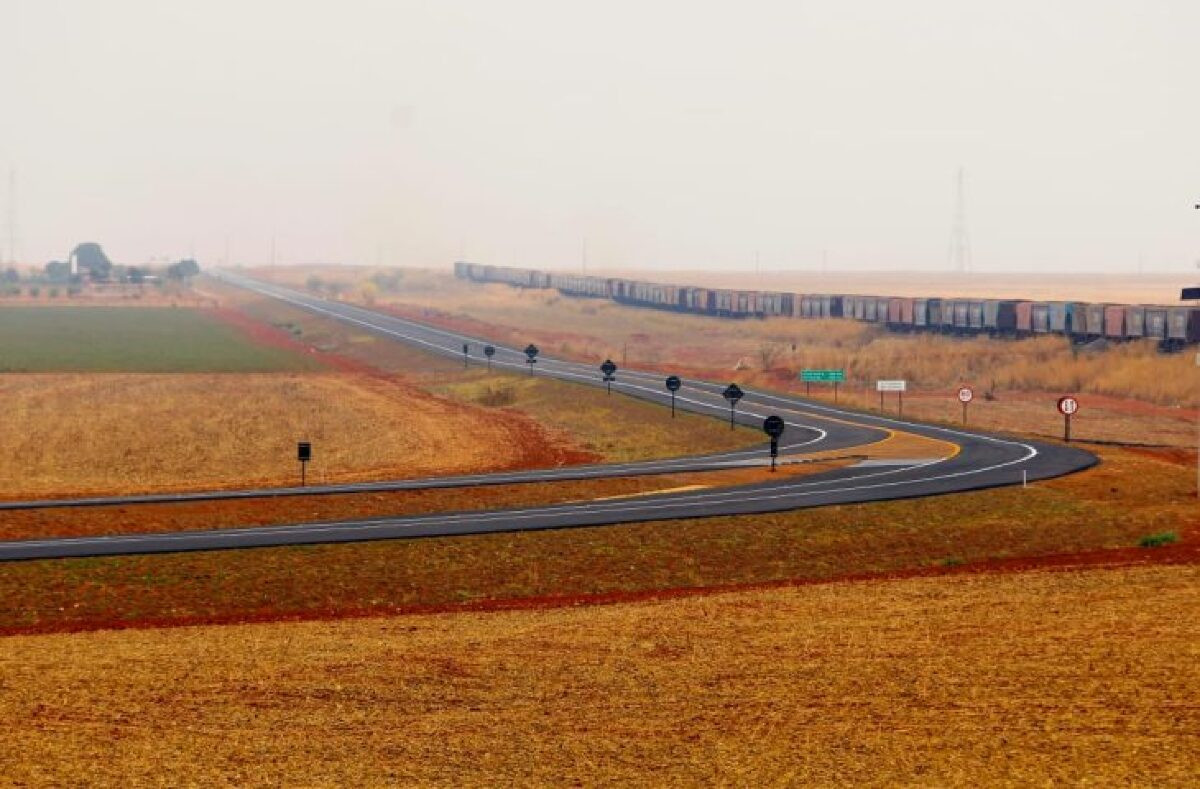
[
  {"x1": 957, "y1": 386, "x2": 974, "y2": 403},
  {"x1": 876, "y1": 380, "x2": 907, "y2": 392},
  {"x1": 1057, "y1": 396, "x2": 1079, "y2": 416}
]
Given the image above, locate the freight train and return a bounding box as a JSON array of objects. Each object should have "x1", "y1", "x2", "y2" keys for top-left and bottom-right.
[{"x1": 453, "y1": 261, "x2": 1200, "y2": 350}]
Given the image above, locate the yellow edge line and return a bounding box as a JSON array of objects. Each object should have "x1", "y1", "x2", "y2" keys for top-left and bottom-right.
[{"x1": 772, "y1": 405, "x2": 962, "y2": 461}]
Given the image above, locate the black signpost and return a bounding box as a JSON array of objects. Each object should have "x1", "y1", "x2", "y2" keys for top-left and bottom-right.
[
  {"x1": 722, "y1": 383, "x2": 744, "y2": 429},
  {"x1": 483, "y1": 344, "x2": 495, "y2": 371},
  {"x1": 665, "y1": 375, "x2": 682, "y2": 417},
  {"x1": 524, "y1": 344, "x2": 539, "y2": 375},
  {"x1": 462, "y1": 342, "x2": 470, "y2": 368},
  {"x1": 762, "y1": 414, "x2": 785, "y2": 472},
  {"x1": 297, "y1": 441, "x2": 312, "y2": 486},
  {"x1": 600, "y1": 359, "x2": 617, "y2": 394}
]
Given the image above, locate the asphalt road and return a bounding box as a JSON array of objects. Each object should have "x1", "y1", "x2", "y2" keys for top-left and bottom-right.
[{"x1": 0, "y1": 272, "x2": 1096, "y2": 561}]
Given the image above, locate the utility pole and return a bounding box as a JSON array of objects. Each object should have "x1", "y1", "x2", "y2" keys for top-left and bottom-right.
[{"x1": 5, "y1": 167, "x2": 16, "y2": 266}]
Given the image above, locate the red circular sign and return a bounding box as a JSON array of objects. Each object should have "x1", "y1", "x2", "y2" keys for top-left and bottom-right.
[
  {"x1": 1057, "y1": 396, "x2": 1079, "y2": 416},
  {"x1": 957, "y1": 386, "x2": 974, "y2": 404}
]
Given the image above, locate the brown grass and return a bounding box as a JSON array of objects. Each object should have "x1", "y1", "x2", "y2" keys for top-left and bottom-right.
[
  {"x1": 1, "y1": 563, "x2": 1195, "y2": 785},
  {"x1": 0, "y1": 373, "x2": 587, "y2": 498}
]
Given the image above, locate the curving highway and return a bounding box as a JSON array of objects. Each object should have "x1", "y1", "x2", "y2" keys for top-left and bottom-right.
[{"x1": 0, "y1": 271, "x2": 1096, "y2": 561}]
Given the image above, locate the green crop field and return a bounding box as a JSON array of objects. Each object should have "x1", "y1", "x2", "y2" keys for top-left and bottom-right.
[{"x1": 0, "y1": 307, "x2": 322, "y2": 372}]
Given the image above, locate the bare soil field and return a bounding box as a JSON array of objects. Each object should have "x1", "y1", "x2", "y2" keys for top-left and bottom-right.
[
  {"x1": 2, "y1": 444, "x2": 1193, "y2": 635},
  {"x1": 243, "y1": 268, "x2": 1200, "y2": 438},
  {"x1": 2, "y1": 563, "x2": 1194, "y2": 785}
]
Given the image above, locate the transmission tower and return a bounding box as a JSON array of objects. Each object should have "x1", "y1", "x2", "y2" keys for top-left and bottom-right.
[{"x1": 949, "y1": 167, "x2": 971, "y2": 274}]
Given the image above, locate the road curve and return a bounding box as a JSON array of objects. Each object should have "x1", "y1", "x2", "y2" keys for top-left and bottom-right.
[{"x1": 0, "y1": 272, "x2": 1096, "y2": 561}]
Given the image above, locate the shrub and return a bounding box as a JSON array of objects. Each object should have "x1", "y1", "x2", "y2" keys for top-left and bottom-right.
[
  {"x1": 1138, "y1": 532, "x2": 1178, "y2": 548},
  {"x1": 476, "y1": 385, "x2": 516, "y2": 407}
]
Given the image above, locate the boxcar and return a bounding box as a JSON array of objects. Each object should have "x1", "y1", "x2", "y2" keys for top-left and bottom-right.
[
  {"x1": 1015, "y1": 301, "x2": 1033, "y2": 334},
  {"x1": 983, "y1": 300, "x2": 1017, "y2": 334},
  {"x1": 1124, "y1": 305, "x2": 1146, "y2": 338},
  {"x1": 967, "y1": 301, "x2": 986, "y2": 331},
  {"x1": 1104, "y1": 305, "x2": 1127, "y2": 339},
  {"x1": 1166, "y1": 307, "x2": 1200, "y2": 348},
  {"x1": 1031, "y1": 303, "x2": 1050, "y2": 334},
  {"x1": 950, "y1": 300, "x2": 969, "y2": 331},
  {"x1": 1048, "y1": 302, "x2": 1076, "y2": 335},
  {"x1": 1083, "y1": 303, "x2": 1108, "y2": 339},
  {"x1": 1145, "y1": 307, "x2": 1168, "y2": 339}
]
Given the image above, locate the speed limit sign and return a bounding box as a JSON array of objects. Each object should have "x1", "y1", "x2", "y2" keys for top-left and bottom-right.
[
  {"x1": 957, "y1": 387, "x2": 974, "y2": 404},
  {"x1": 1057, "y1": 396, "x2": 1079, "y2": 441}
]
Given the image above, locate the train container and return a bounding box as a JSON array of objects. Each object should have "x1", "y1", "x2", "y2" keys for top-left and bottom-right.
[
  {"x1": 841, "y1": 295, "x2": 856, "y2": 320},
  {"x1": 983, "y1": 300, "x2": 1017, "y2": 334},
  {"x1": 1015, "y1": 301, "x2": 1033, "y2": 334},
  {"x1": 828, "y1": 295, "x2": 844, "y2": 318},
  {"x1": 925, "y1": 298, "x2": 943, "y2": 328},
  {"x1": 1048, "y1": 302, "x2": 1077, "y2": 334},
  {"x1": 802, "y1": 295, "x2": 818, "y2": 318},
  {"x1": 861, "y1": 297, "x2": 876, "y2": 322},
  {"x1": 875, "y1": 297, "x2": 891, "y2": 322},
  {"x1": 453, "y1": 260, "x2": 468, "y2": 278},
  {"x1": 913, "y1": 298, "x2": 930, "y2": 328},
  {"x1": 1104, "y1": 305, "x2": 1127, "y2": 339},
  {"x1": 1166, "y1": 307, "x2": 1200, "y2": 348},
  {"x1": 1031, "y1": 303, "x2": 1051, "y2": 334},
  {"x1": 1124, "y1": 305, "x2": 1145, "y2": 338},
  {"x1": 1145, "y1": 307, "x2": 1168, "y2": 339},
  {"x1": 950, "y1": 300, "x2": 970, "y2": 331},
  {"x1": 1083, "y1": 303, "x2": 1108, "y2": 338},
  {"x1": 886, "y1": 298, "x2": 903, "y2": 325},
  {"x1": 967, "y1": 301, "x2": 985, "y2": 330},
  {"x1": 1069, "y1": 302, "x2": 1092, "y2": 338}
]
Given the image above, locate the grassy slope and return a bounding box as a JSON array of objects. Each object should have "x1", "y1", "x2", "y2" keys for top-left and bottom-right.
[
  {"x1": 1, "y1": 444, "x2": 1193, "y2": 634},
  {"x1": 0, "y1": 306, "x2": 319, "y2": 372},
  {"x1": 2, "y1": 564, "x2": 1195, "y2": 785}
]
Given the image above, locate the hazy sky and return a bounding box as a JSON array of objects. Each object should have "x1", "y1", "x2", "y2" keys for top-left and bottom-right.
[{"x1": 3, "y1": 1, "x2": 1198, "y2": 273}]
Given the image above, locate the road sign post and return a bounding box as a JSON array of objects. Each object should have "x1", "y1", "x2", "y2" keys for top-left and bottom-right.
[
  {"x1": 723, "y1": 383, "x2": 744, "y2": 430},
  {"x1": 524, "y1": 344, "x2": 539, "y2": 375},
  {"x1": 483, "y1": 344, "x2": 495, "y2": 371},
  {"x1": 462, "y1": 342, "x2": 470, "y2": 368},
  {"x1": 958, "y1": 386, "x2": 974, "y2": 424},
  {"x1": 800, "y1": 369, "x2": 845, "y2": 402},
  {"x1": 665, "y1": 375, "x2": 682, "y2": 417},
  {"x1": 763, "y1": 415, "x2": 785, "y2": 472},
  {"x1": 877, "y1": 380, "x2": 906, "y2": 415},
  {"x1": 600, "y1": 359, "x2": 617, "y2": 394},
  {"x1": 297, "y1": 441, "x2": 311, "y2": 487},
  {"x1": 1057, "y1": 396, "x2": 1079, "y2": 442}
]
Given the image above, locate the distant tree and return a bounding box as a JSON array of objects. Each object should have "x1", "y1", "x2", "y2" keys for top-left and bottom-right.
[
  {"x1": 44, "y1": 260, "x2": 71, "y2": 282},
  {"x1": 305, "y1": 274, "x2": 325, "y2": 293},
  {"x1": 71, "y1": 242, "x2": 114, "y2": 281},
  {"x1": 757, "y1": 341, "x2": 784, "y2": 371},
  {"x1": 165, "y1": 259, "x2": 200, "y2": 281},
  {"x1": 360, "y1": 280, "x2": 379, "y2": 305},
  {"x1": 127, "y1": 266, "x2": 146, "y2": 285},
  {"x1": 2, "y1": 267, "x2": 18, "y2": 283}
]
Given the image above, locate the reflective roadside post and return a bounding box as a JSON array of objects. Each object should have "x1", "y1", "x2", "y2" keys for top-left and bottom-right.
[
  {"x1": 600, "y1": 359, "x2": 617, "y2": 394},
  {"x1": 484, "y1": 344, "x2": 495, "y2": 371},
  {"x1": 722, "y1": 383, "x2": 744, "y2": 430},
  {"x1": 665, "y1": 375, "x2": 682, "y2": 417},
  {"x1": 524, "y1": 344, "x2": 539, "y2": 375},
  {"x1": 462, "y1": 342, "x2": 470, "y2": 368},
  {"x1": 763, "y1": 415, "x2": 785, "y2": 472}
]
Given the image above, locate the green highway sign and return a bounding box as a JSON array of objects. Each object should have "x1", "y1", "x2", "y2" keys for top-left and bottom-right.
[{"x1": 800, "y1": 369, "x2": 845, "y2": 382}]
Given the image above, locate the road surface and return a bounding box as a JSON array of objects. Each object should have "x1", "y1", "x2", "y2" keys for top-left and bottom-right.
[{"x1": 0, "y1": 272, "x2": 1096, "y2": 560}]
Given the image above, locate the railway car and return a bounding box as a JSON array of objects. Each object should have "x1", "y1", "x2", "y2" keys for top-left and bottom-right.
[
  {"x1": 1014, "y1": 301, "x2": 1033, "y2": 335},
  {"x1": 1145, "y1": 307, "x2": 1168, "y2": 341},
  {"x1": 1030, "y1": 302, "x2": 1051, "y2": 334},
  {"x1": 1048, "y1": 302, "x2": 1076, "y2": 335},
  {"x1": 1073, "y1": 303, "x2": 1107, "y2": 341},
  {"x1": 1103, "y1": 305, "x2": 1127, "y2": 340},
  {"x1": 983, "y1": 300, "x2": 1017, "y2": 335},
  {"x1": 949, "y1": 300, "x2": 970, "y2": 333},
  {"x1": 967, "y1": 301, "x2": 985, "y2": 332},
  {"x1": 1165, "y1": 307, "x2": 1200, "y2": 350},
  {"x1": 1124, "y1": 305, "x2": 1146, "y2": 339}
]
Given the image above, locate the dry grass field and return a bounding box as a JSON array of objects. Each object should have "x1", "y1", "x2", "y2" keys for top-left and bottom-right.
[
  {"x1": 2, "y1": 443, "x2": 1193, "y2": 635},
  {"x1": 0, "y1": 373, "x2": 590, "y2": 499},
  {"x1": 2, "y1": 563, "x2": 1195, "y2": 785},
  {"x1": 244, "y1": 267, "x2": 1200, "y2": 439}
]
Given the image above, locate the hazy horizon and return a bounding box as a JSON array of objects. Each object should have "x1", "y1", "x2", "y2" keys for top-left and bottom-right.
[{"x1": 3, "y1": 1, "x2": 1198, "y2": 274}]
